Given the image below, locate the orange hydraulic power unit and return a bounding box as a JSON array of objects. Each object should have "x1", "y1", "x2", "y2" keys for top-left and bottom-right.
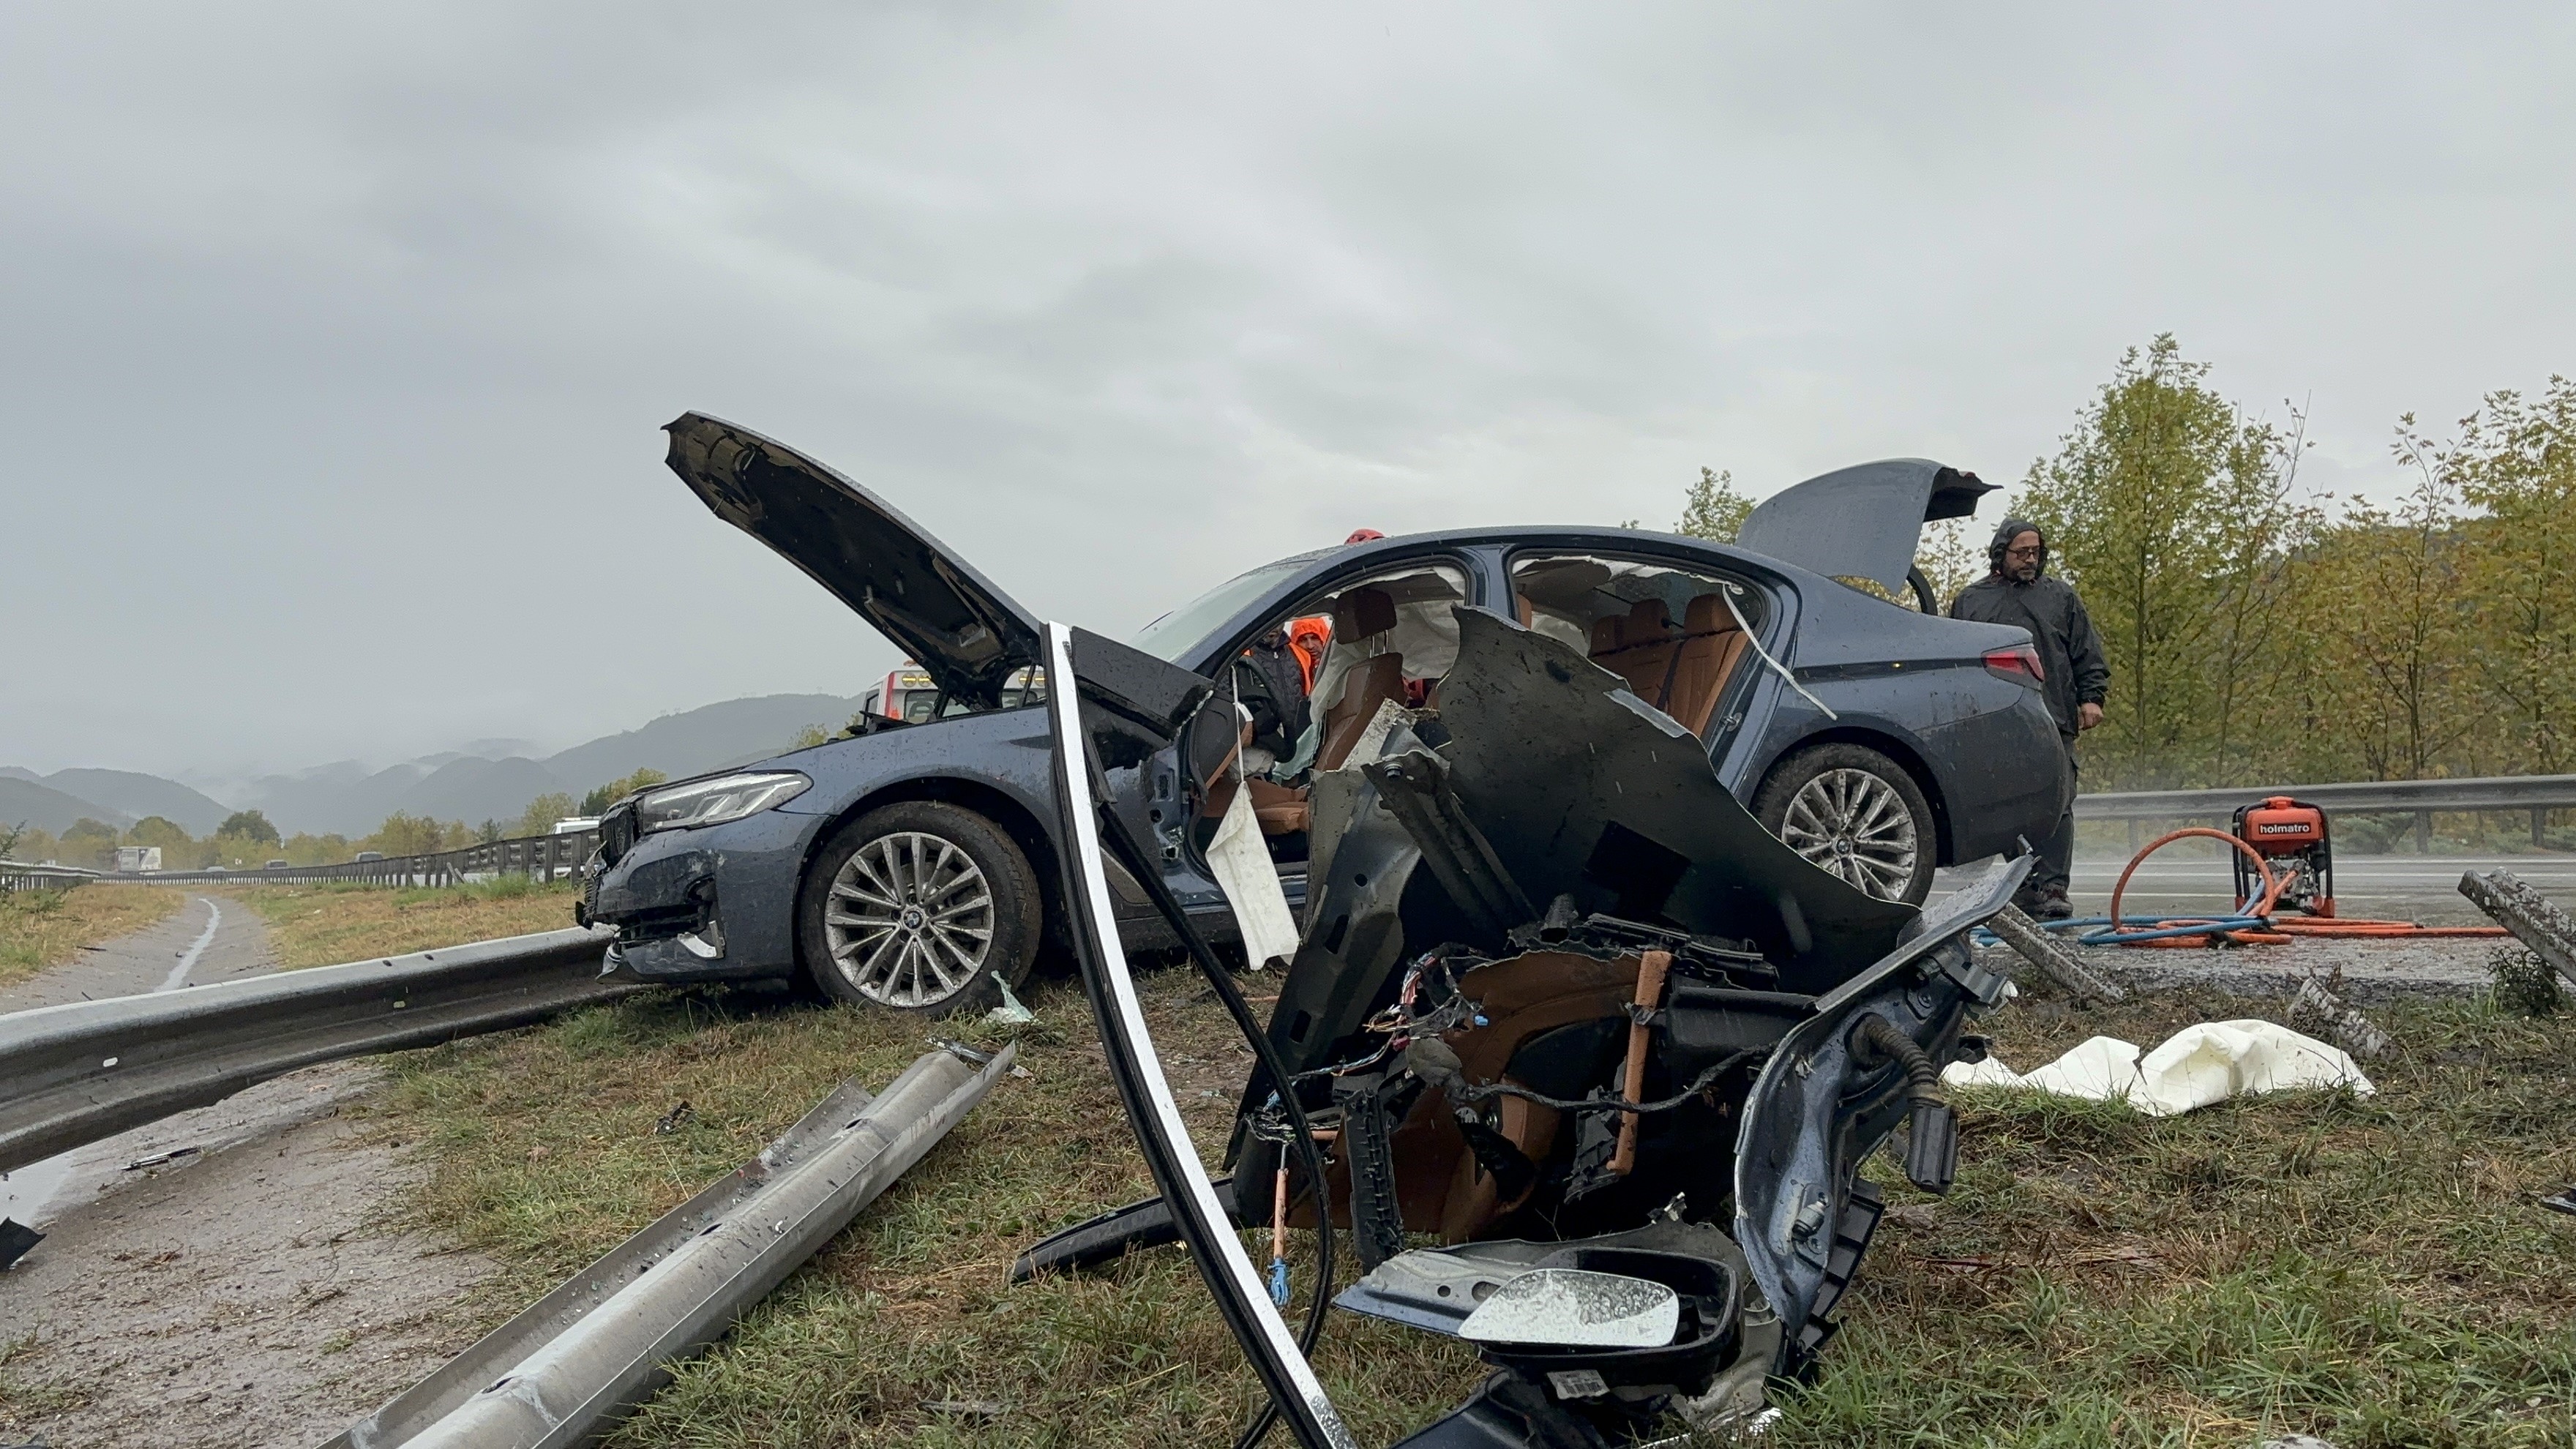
[{"x1": 2231, "y1": 795, "x2": 2334, "y2": 917}]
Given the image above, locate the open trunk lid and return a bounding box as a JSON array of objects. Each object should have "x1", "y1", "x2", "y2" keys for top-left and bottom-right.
[
  {"x1": 1732, "y1": 458, "x2": 1995, "y2": 595},
  {"x1": 662, "y1": 412, "x2": 1045, "y2": 710}
]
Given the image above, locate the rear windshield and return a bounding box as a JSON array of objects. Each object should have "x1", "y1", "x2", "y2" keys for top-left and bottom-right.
[{"x1": 1128, "y1": 551, "x2": 1328, "y2": 662}]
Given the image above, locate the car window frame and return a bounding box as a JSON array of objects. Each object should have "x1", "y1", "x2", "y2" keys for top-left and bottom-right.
[
  {"x1": 1500, "y1": 539, "x2": 1791, "y2": 767},
  {"x1": 1172, "y1": 544, "x2": 1499, "y2": 680}
]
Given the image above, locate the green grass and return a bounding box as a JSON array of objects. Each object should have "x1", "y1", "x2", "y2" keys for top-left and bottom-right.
[
  {"x1": 0, "y1": 884, "x2": 185, "y2": 989},
  {"x1": 353, "y1": 966, "x2": 2576, "y2": 1446},
  {"x1": 228, "y1": 877, "x2": 581, "y2": 967}
]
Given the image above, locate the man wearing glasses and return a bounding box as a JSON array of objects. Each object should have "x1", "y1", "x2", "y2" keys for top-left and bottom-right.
[{"x1": 1950, "y1": 519, "x2": 2108, "y2": 921}]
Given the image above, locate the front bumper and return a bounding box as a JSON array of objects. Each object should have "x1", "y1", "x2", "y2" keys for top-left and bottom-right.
[{"x1": 589, "y1": 806, "x2": 817, "y2": 983}]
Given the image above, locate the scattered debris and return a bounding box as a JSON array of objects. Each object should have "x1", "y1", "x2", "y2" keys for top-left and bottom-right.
[
  {"x1": 330, "y1": 1044, "x2": 1015, "y2": 1449},
  {"x1": 0, "y1": 1216, "x2": 42, "y2": 1270},
  {"x1": 1985, "y1": 902, "x2": 2124, "y2": 1003},
  {"x1": 651, "y1": 1101, "x2": 694, "y2": 1135},
  {"x1": 2460, "y1": 869, "x2": 2576, "y2": 987},
  {"x1": 2259, "y1": 1437, "x2": 2340, "y2": 1449},
  {"x1": 122, "y1": 1145, "x2": 203, "y2": 1171},
  {"x1": 2489, "y1": 946, "x2": 2562, "y2": 1018},
  {"x1": 984, "y1": 974, "x2": 1037, "y2": 1025},
  {"x1": 2284, "y1": 978, "x2": 2394, "y2": 1061},
  {"x1": 1033, "y1": 609, "x2": 2033, "y2": 1445},
  {"x1": 2540, "y1": 1187, "x2": 2576, "y2": 1218},
  {"x1": 1944, "y1": 1019, "x2": 2372, "y2": 1115},
  {"x1": 920, "y1": 1399, "x2": 1008, "y2": 1420}
]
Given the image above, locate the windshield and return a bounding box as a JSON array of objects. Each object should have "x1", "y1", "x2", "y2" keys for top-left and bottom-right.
[{"x1": 1128, "y1": 552, "x2": 1326, "y2": 662}]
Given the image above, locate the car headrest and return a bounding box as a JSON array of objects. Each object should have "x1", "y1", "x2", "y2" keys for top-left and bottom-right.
[
  {"x1": 1623, "y1": 597, "x2": 1671, "y2": 640},
  {"x1": 1683, "y1": 593, "x2": 1736, "y2": 634},
  {"x1": 1333, "y1": 586, "x2": 1398, "y2": 640}
]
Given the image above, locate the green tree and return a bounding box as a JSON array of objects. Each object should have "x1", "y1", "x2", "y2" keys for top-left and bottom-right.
[
  {"x1": 2285, "y1": 452, "x2": 2479, "y2": 782},
  {"x1": 1674, "y1": 467, "x2": 1754, "y2": 542},
  {"x1": 217, "y1": 809, "x2": 280, "y2": 846},
  {"x1": 124, "y1": 816, "x2": 195, "y2": 854},
  {"x1": 2019, "y1": 335, "x2": 2308, "y2": 787},
  {"x1": 786, "y1": 723, "x2": 831, "y2": 752},
  {"x1": 580, "y1": 768, "x2": 667, "y2": 817},
  {"x1": 514, "y1": 792, "x2": 580, "y2": 838},
  {"x1": 363, "y1": 812, "x2": 449, "y2": 859},
  {"x1": 61, "y1": 817, "x2": 119, "y2": 869},
  {"x1": 2406, "y1": 378, "x2": 2576, "y2": 774}
]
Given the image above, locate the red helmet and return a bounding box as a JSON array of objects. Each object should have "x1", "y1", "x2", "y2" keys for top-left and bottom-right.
[{"x1": 1344, "y1": 528, "x2": 1385, "y2": 545}]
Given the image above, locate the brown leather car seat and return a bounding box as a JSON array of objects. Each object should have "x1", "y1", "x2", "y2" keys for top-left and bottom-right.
[
  {"x1": 1315, "y1": 587, "x2": 1405, "y2": 773},
  {"x1": 1662, "y1": 593, "x2": 1751, "y2": 733},
  {"x1": 1587, "y1": 594, "x2": 1748, "y2": 734},
  {"x1": 1587, "y1": 598, "x2": 1679, "y2": 702}
]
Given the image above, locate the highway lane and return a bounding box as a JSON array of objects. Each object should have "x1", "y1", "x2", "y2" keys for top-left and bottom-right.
[{"x1": 1935, "y1": 851, "x2": 2576, "y2": 925}]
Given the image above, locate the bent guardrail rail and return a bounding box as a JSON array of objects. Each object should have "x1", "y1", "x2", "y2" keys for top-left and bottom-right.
[
  {"x1": 0, "y1": 926, "x2": 629, "y2": 1176},
  {"x1": 329, "y1": 1042, "x2": 1015, "y2": 1449},
  {"x1": 2078, "y1": 772, "x2": 2576, "y2": 850}
]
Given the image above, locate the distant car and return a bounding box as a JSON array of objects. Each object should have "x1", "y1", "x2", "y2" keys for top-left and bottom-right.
[
  {"x1": 353, "y1": 850, "x2": 386, "y2": 862},
  {"x1": 205, "y1": 865, "x2": 226, "y2": 873},
  {"x1": 585, "y1": 416, "x2": 2067, "y2": 1016},
  {"x1": 264, "y1": 858, "x2": 291, "y2": 869}
]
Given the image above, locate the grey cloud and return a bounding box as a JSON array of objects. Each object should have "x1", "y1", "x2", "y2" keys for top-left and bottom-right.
[{"x1": 4, "y1": 2, "x2": 2571, "y2": 776}]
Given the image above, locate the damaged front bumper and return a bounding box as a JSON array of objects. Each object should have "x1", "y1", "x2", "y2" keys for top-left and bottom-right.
[
  {"x1": 1036, "y1": 607, "x2": 2029, "y2": 1446},
  {"x1": 588, "y1": 806, "x2": 814, "y2": 981}
]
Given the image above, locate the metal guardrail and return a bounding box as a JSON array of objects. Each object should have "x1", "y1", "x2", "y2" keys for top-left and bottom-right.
[
  {"x1": 93, "y1": 828, "x2": 602, "y2": 889},
  {"x1": 0, "y1": 863, "x2": 98, "y2": 895},
  {"x1": 330, "y1": 1043, "x2": 1015, "y2": 1449},
  {"x1": 0, "y1": 926, "x2": 628, "y2": 1176},
  {"x1": 2077, "y1": 773, "x2": 2576, "y2": 850}
]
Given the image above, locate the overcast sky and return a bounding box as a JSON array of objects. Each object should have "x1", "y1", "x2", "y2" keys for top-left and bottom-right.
[{"x1": 8, "y1": 3, "x2": 2572, "y2": 779}]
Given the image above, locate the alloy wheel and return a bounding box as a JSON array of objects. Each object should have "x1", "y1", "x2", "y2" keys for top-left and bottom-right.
[
  {"x1": 1777, "y1": 768, "x2": 1919, "y2": 901},
  {"x1": 823, "y1": 830, "x2": 996, "y2": 1008}
]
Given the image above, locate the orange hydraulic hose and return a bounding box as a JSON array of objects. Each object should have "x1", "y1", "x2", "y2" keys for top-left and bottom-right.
[{"x1": 2103, "y1": 828, "x2": 2285, "y2": 945}]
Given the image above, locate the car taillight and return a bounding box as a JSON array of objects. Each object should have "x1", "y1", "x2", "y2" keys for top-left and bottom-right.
[{"x1": 1982, "y1": 645, "x2": 2045, "y2": 687}]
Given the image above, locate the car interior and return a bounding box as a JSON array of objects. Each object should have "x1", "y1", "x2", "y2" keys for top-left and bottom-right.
[
  {"x1": 1202, "y1": 554, "x2": 1760, "y2": 872},
  {"x1": 1510, "y1": 553, "x2": 1756, "y2": 736}
]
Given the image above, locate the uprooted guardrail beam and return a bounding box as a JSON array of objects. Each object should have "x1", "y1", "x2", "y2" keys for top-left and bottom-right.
[
  {"x1": 2460, "y1": 869, "x2": 2576, "y2": 987},
  {"x1": 328, "y1": 1041, "x2": 1016, "y2": 1449},
  {"x1": 0, "y1": 926, "x2": 629, "y2": 1176},
  {"x1": 1985, "y1": 902, "x2": 2125, "y2": 1004}
]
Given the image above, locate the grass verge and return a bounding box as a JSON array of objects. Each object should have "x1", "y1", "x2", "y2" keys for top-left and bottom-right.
[
  {"x1": 0, "y1": 885, "x2": 185, "y2": 989},
  {"x1": 228, "y1": 876, "x2": 582, "y2": 967},
  {"x1": 351, "y1": 963, "x2": 2576, "y2": 1446}
]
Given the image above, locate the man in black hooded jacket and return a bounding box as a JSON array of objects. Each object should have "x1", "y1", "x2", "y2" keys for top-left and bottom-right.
[{"x1": 1950, "y1": 517, "x2": 2108, "y2": 918}]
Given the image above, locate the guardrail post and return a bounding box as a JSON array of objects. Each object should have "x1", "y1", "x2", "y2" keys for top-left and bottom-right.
[
  {"x1": 2416, "y1": 810, "x2": 2433, "y2": 853},
  {"x1": 2461, "y1": 869, "x2": 2576, "y2": 988},
  {"x1": 2538, "y1": 808, "x2": 2550, "y2": 848}
]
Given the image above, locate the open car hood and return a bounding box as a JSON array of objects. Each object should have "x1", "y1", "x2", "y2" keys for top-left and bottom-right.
[
  {"x1": 662, "y1": 413, "x2": 1045, "y2": 710},
  {"x1": 1732, "y1": 459, "x2": 1996, "y2": 594}
]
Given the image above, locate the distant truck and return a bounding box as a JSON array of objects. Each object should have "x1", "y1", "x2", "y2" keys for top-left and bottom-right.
[
  {"x1": 551, "y1": 817, "x2": 599, "y2": 835},
  {"x1": 112, "y1": 845, "x2": 162, "y2": 874},
  {"x1": 861, "y1": 662, "x2": 1045, "y2": 724}
]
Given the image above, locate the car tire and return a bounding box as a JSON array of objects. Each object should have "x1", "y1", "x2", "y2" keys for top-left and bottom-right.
[
  {"x1": 798, "y1": 800, "x2": 1043, "y2": 1016},
  {"x1": 1752, "y1": 744, "x2": 1938, "y2": 905}
]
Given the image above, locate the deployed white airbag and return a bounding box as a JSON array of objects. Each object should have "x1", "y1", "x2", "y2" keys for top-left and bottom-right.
[{"x1": 1942, "y1": 1019, "x2": 2372, "y2": 1116}]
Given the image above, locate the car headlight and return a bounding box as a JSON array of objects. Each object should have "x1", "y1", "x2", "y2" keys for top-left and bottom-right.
[{"x1": 634, "y1": 772, "x2": 811, "y2": 834}]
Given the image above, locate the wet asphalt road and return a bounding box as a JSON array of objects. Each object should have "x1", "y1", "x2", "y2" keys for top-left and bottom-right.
[
  {"x1": 1, "y1": 892, "x2": 281, "y2": 1229},
  {"x1": 1935, "y1": 851, "x2": 2576, "y2": 926}
]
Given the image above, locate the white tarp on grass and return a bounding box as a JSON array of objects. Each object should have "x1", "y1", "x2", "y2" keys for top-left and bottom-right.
[{"x1": 1942, "y1": 1019, "x2": 2373, "y2": 1117}]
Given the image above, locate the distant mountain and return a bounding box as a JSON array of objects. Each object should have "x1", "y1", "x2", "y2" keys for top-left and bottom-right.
[
  {"x1": 222, "y1": 693, "x2": 863, "y2": 836},
  {"x1": 0, "y1": 776, "x2": 132, "y2": 834},
  {"x1": 400, "y1": 756, "x2": 566, "y2": 829},
  {"x1": 540, "y1": 694, "x2": 861, "y2": 797},
  {"x1": 40, "y1": 768, "x2": 233, "y2": 836}
]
